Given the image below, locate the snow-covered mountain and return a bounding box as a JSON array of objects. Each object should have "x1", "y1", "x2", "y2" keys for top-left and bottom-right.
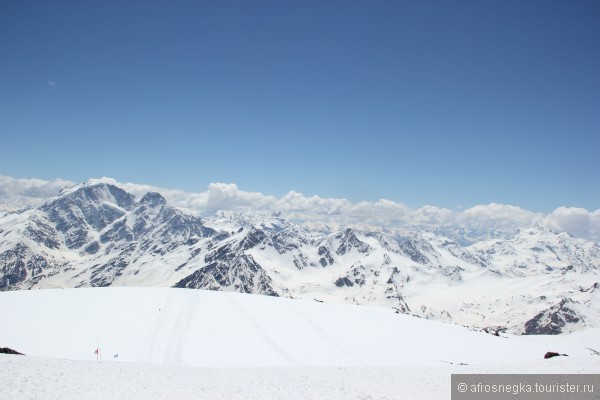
[{"x1": 1, "y1": 181, "x2": 598, "y2": 335}]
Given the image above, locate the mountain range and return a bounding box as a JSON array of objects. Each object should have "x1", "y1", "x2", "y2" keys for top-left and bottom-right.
[{"x1": 1, "y1": 180, "x2": 598, "y2": 335}]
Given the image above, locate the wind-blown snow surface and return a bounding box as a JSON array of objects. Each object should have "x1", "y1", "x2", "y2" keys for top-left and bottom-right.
[
  {"x1": 2, "y1": 356, "x2": 599, "y2": 400},
  {"x1": 1, "y1": 288, "x2": 599, "y2": 399}
]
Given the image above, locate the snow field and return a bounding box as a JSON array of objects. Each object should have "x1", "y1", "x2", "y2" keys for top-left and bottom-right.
[
  {"x1": 1, "y1": 287, "x2": 599, "y2": 399},
  {"x1": 2, "y1": 355, "x2": 599, "y2": 400},
  {"x1": 1, "y1": 287, "x2": 598, "y2": 367}
]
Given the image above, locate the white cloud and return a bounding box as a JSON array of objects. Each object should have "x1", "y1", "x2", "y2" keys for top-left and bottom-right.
[
  {"x1": 413, "y1": 205, "x2": 455, "y2": 226},
  {"x1": 205, "y1": 183, "x2": 277, "y2": 211},
  {"x1": 278, "y1": 191, "x2": 351, "y2": 215},
  {"x1": 453, "y1": 203, "x2": 543, "y2": 233},
  {"x1": 1, "y1": 175, "x2": 599, "y2": 241},
  {"x1": 0, "y1": 175, "x2": 76, "y2": 211},
  {"x1": 544, "y1": 207, "x2": 600, "y2": 240}
]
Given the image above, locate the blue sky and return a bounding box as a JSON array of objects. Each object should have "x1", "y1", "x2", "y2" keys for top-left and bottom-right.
[{"x1": 1, "y1": 0, "x2": 599, "y2": 213}]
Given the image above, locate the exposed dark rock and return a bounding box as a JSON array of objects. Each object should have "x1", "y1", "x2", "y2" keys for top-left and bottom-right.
[
  {"x1": 0, "y1": 347, "x2": 24, "y2": 355},
  {"x1": 41, "y1": 184, "x2": 135, "y2": 249},
  {"x1": 0, "y1": 243, "x2": 52, "y2": 290},
  {"x1": 544, "y1": 351, "x2": 567, "y2": 359},
  {"x1": 89, "y1": 258, "x2": 129, "y2": 287},
  {"x1": 523, "y1": 299, "x2": 584, "y2": 335},
  {"x1": 579, "y1": 282, "x2": 599, "y2": 293},
  {"x1": 318, "y1": 246, "x2": 334, "y2": 267},
  {"x1": 482, "y1": 327, "x2": 501, "y2": 336},
  {"x1": 240, "y1": 229, "x2": 267, "y2": 251},
  {"x1": 398, "y1": 239, "x2": 430, "y2": 264},
  {"x1": 84, "y1": 241, "x2": 100, "y2": 254},
  {"x1": 175, "y1": 253, "x2": 279, "y2": 297},
  {"x1": 271, "y1": 231, "x2": 302, "y2": 255},
  {"x1": 292, "y1": 254, "x2": 308, "y2": 269},
  {"x1": 25, "y1": 214, "x2": 61, "y2": 249},
  {"x1": 139, "y1": 192, "x2": 167, "y2": 207},
  {"x1": 335, "y1": 277, "x2": 354, "y2": 287},
  {"x1": 335, "y1": 229, "x2": 371, "y2": 256}
]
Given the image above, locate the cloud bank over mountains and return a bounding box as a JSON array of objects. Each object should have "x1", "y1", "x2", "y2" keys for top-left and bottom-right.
[
  {"x1": 1, "y1": 175, "x2": 598, "y2": 241},
  {"x1": 0, "y1": 176, "x2": 75, "y2": 211}
]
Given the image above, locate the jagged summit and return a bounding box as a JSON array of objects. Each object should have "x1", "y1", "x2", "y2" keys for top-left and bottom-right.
[
  {"x1": 139, "y1": 191, "x2": 168, "y2": 207},
  {"x1": 0, "y1": 181, "x2": 598, "y2": 335}
]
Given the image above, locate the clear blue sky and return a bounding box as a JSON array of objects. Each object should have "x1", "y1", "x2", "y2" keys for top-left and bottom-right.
[{"x1": 1, "y1": 0, "x2": 598, "y2": 212}]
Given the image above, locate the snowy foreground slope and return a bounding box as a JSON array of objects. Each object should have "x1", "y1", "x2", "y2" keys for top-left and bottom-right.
[
  {"x1": 2, "y1": 287, "x2": 599, "y2": 367},
  {"x1": 2, "y1": 356, "x2": 599, "y2": 400},
  {"x1": 1, "y1": 288, "x2": 600, "y2": 399}
]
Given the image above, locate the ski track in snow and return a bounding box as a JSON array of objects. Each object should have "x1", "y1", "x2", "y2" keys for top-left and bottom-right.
[
  {"x1": 139, "y1": 289, "x2": 199, "y2": 365},
  {"x1": 1, "y1": 287, "x2": 600, "y2": 399},
  {"x1": 167, "y1": 290, "x2": 197, "y2": 366},
  {"x1": 140, "y1": 289, "x2": 171, "y2": 364},
  {"x1": 281, "y1": 300, "x2": 369, "y2": 367},
  {"x1": 225, "y1": 293, "x2": 299, "y2": 366}
]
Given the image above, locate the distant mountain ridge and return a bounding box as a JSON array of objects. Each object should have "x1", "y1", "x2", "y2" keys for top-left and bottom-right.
[{"x1": 0, "y1": 181, "x2": 598, "y2": 335}]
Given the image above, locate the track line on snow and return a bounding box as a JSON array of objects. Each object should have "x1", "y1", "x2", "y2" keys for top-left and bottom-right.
[
  {"x1": 140, "y1": 289, "x2": 173, "y2": 363},
  {"x1": 225, "y1": 295, "x2": 298, "y2": 366},
  {"x1": 281, "y1": 302, "x2": 370, "y2": 367},
  {"x1": 165, "y1": 291, "x2": 198, "y2": 366}
]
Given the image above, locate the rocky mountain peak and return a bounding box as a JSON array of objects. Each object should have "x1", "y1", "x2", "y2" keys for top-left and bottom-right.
[{"x1": 139, "y1": 192, "x2": 167, "y2": 208}]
